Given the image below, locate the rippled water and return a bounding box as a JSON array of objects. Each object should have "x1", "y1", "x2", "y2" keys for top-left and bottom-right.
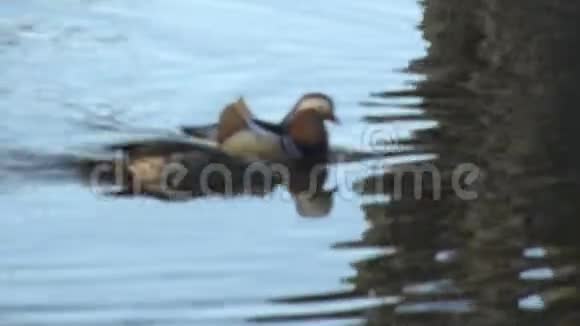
[
  {"x1": 0, "y1": 1, "x2": 425, "y2": 325},
  {"x1": 6, "y1": 1, "x2": 578, "y2": 325}
]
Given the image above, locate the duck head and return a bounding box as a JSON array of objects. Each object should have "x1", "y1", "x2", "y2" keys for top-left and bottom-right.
[
  {"x1": 285, "y1": 106, "x2": 338, "y2": 161},
  {"x1": 280, "y1": 93, "x2": 338, "y2": 161},
  {"x1": 285, "y1": 93, "x2": 339, "y2": 125}
]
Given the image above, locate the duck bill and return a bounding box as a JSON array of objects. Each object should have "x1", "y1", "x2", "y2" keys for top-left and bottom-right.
[{"x1": 331, "y1": 115, "x2": 341, "y2": 124}]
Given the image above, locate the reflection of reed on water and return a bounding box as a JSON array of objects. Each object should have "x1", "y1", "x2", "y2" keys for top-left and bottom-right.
[{"x1": 348, "y1": 1, "x2": 580, "y2": 325}]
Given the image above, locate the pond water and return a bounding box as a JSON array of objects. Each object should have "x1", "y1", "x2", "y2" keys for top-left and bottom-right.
[
  {"x1": 0, "y1": 1, "x2": 426, "y2": 325},
  {"x1": 5, "y1": 1, "x2": 579, "y2": 325}
]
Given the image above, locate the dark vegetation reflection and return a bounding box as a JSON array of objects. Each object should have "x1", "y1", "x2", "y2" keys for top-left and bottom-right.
[
  {"x1": 256, "y1": 1, "x2": 580, "y2": 324},
  {"x1": 336, "y1": 1, "x2": 580, "y2": 325}
]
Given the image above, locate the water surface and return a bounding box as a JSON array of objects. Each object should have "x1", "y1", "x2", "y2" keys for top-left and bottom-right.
[{"x1": 0, "y1": 1, "x2": 425, "y2": 325}]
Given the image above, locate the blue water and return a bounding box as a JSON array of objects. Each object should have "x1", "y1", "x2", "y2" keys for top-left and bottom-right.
[{"x1": 0, "y1": 1, "x2": 425, "y2": 325}]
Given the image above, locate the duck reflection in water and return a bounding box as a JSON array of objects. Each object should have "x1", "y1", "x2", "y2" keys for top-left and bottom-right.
[{"x1": 79, "y1": 95, "x2": 338, "y2": 218}]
